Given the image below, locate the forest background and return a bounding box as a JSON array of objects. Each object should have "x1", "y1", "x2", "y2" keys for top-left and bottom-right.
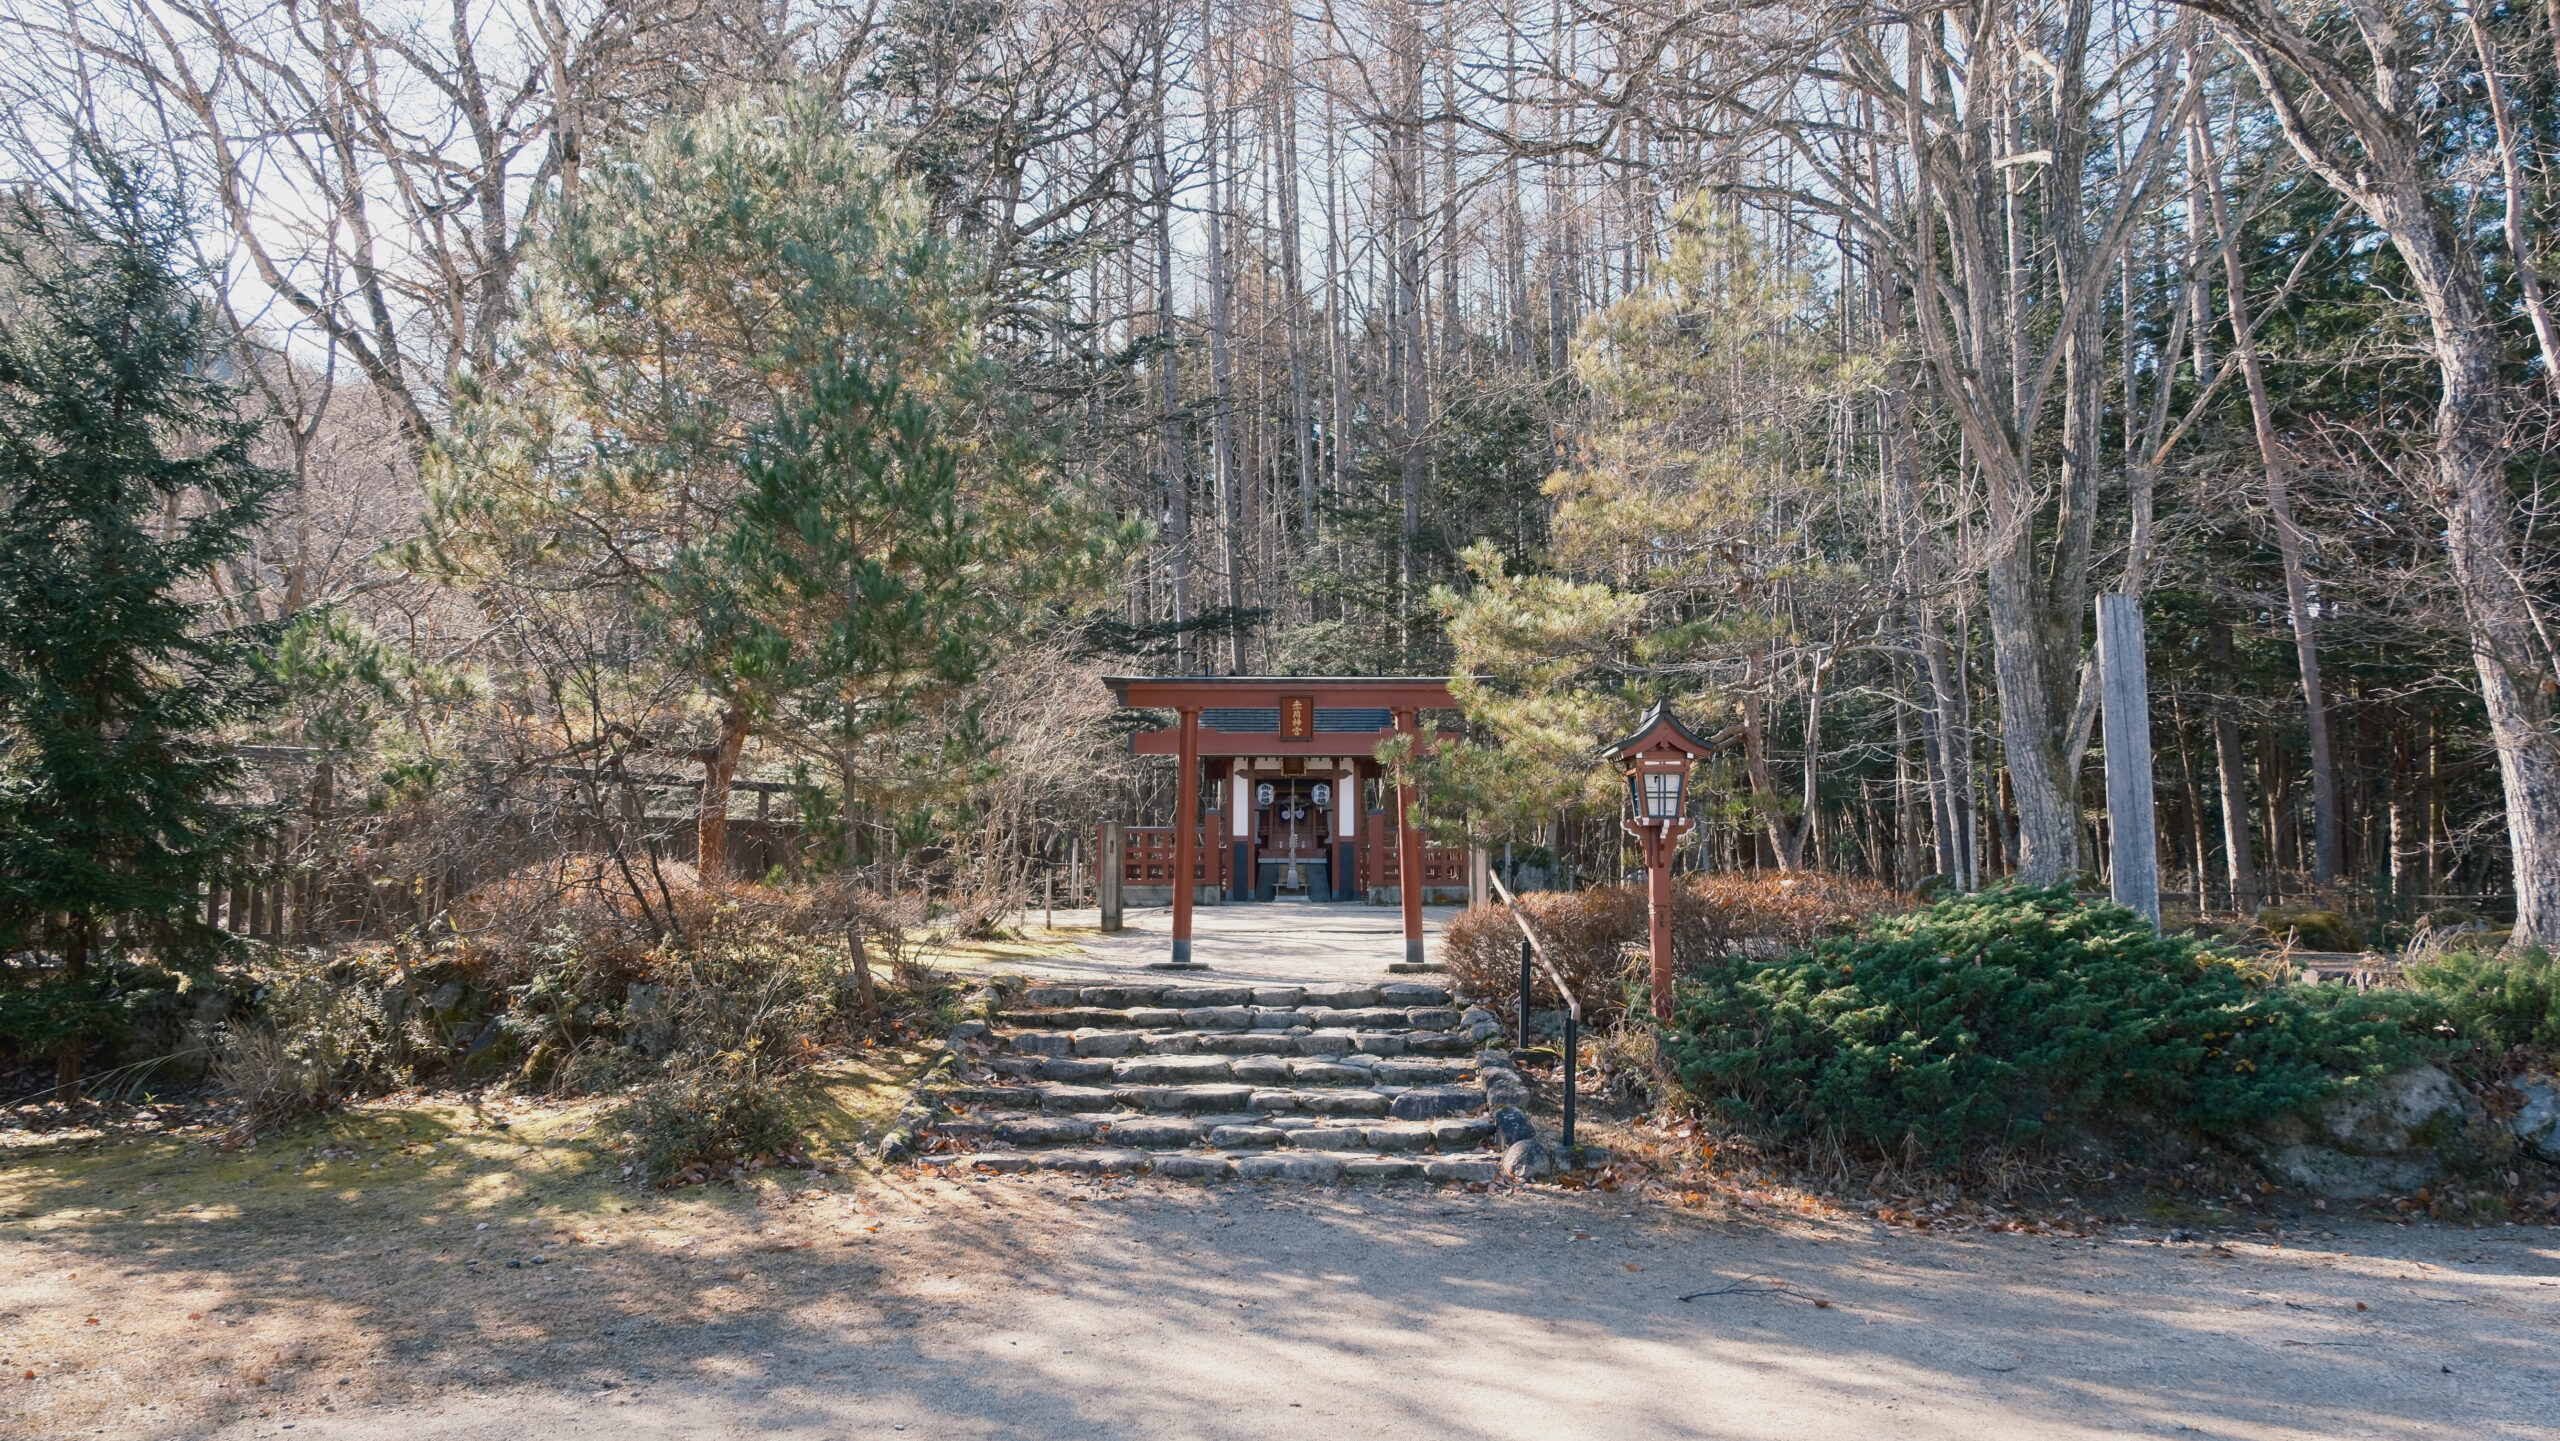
[{"x1": 3, "y1": 0, "x2": 2556, "y2": 962}]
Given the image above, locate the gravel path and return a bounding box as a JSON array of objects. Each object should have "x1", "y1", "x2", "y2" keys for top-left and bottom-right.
[{"x1": 151, "y1": 1175, "x2": 2560, "y2": 1441}]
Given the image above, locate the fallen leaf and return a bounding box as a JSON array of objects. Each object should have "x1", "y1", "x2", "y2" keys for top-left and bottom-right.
[
  {"x1": 1625, "y1": 1263, "x2": 1641, "y2": 1272},
  {"x1": 2355, "y1": 1302, "x2": 2368, "y2": 1311},
  {"x1": 1814, "y1": 1299, "x2": 1832, "y2": 1309}
]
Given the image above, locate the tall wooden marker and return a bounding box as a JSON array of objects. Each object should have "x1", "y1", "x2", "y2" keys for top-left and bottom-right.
[{"x1": 2097, "y1": 593, "x2": 2162, "y2": 929}]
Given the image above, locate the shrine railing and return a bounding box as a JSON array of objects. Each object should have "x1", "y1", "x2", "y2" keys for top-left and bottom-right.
[
  {"x1": 1115, "y1": 824, "x2": 1215, "y2": 885},
  {"x1": 1360, "y1": 813, "x2": 1468, "y2": 890}
]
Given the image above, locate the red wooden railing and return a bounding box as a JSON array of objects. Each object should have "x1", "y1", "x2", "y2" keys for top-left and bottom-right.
[{"x1": 1118, "y1": 824, "x2": 1215, "y2": 885}]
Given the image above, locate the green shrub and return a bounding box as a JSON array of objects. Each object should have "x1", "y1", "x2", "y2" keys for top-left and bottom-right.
[
  {"x1": 2257, "y1": 905, "x2": 2362, "y2": 952},
  {"x1": 624, "y1": 1058, "x2": 805, "y2": 1184},
  {"x1": 2406, "y1": 944, "x2": 2560, "y2": 1051},
  {"x1": 1661, "y1": 885, "x2": 2430, "y2": 1158}
]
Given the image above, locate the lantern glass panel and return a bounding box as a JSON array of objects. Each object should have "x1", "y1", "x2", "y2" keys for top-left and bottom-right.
[{"x1": 1642, "y1": 769, "x2": 1684, "y2": 819}]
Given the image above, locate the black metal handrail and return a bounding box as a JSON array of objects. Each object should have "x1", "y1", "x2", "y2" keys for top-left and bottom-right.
[{"x1": 1484, "y1": 870, "x2": 1576, "y2": 1149}]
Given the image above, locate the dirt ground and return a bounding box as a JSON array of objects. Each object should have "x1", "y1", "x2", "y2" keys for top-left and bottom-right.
[{"x1": 9, "y1": 1121, "x2": 2558, "y2": 1441}]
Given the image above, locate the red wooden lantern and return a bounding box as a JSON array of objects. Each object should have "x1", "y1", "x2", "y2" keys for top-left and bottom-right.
[{"x1": 1605, "y1": 701, "x2": 1713, "y2": 1019}]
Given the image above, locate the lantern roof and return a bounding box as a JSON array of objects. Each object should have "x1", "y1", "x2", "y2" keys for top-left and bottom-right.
[{"x1": 1604, "y1": 700, "x2": 1716, "y2": 763}]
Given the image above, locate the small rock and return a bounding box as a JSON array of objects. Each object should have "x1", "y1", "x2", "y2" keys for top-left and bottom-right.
[
  {"x1": 1181, "y1": 1006, "x2": 1256, "y2": 1031},
  {"x1": 1102, "y1": 1119, "x2": 1201, "y2": 1148},
  {"x1": 1286, "y1": 1126, "x2": 1366, "y2": 1149},
  {"x1": 1237, "y1": 1153, "x2": 1344, "y2": 1182},
  {"x1": 1501, "y1": 1138, "x2": 1557, "y2": 1180},
  {"x1": 1208, "y1": 1125, "x2": 1288, "y2": 1148},
  {"x1": 1288, "y1": 1061, "x2": 1371, "y2": 1085},
  {"x1": 1492, "y1": 1107, "x2": 1537, "y2": 1145},
  {"x1": 1390, "y1": 1087, "x2": 1480, "y2": 1121},
  {"x1": 996, "y1": 1117, "x2": 1100, "y2": 1145},
  {"x1": 1039, "y1": 1149, "x2": 1150, "y2": 1175},
  {"x1": 2512, "y1": 1076, "x2": 2560, "y2": 1159},
  {"x1": 1160, "y1": 986, "x2": 1256, "y2": 1007},
  {"x1": 1361, "y1": 1123, "x2": 1435, "y2": 1152},
  {"x1": 1037, "y1": 1086, "x2": 1121, "y2": 1115},
  {"x1": 1230, "y1": 1057, "x2": 1294, "y2": 1085},
  {"x1": 1430, "y1": 1117, "x2": 1496, "y2": 1147},
  {"x1": 1300, "y1": 1090, "x2": 1392, "y2": 1118}
]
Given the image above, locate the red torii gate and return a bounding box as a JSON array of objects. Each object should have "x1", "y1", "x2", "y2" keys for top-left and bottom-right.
[{"x1": 1105, "y1": 675, "x2": 1458, "y2": 969}]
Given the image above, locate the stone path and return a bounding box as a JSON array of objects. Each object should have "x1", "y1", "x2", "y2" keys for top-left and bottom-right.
[
  {"x1": 925, "y1": 976, "x2": 1534, "y2": 1182},
  {"x1": 946, "y1": 900, "x2": 1469, "y2": 987}
]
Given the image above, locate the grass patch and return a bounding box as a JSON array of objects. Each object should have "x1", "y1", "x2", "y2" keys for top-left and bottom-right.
[{"x1": 0, "y1": 1045, "x2": 937, "y2": 1437}]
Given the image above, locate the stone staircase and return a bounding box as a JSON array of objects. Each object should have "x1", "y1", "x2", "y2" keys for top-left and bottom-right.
[{"x1": 921, "y1": 980, "x2": 1536, "y2": 1182}]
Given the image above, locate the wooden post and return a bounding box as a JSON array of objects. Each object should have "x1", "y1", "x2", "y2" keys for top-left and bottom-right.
[
  {"x1": 1098, "y1": 822, "x2": 1123, "y2": 932},
  {"x1": 1468, "y1": 846, "x2": 1489, "y2": 909},
  {"x1": 2098, "y1": 593, "x2": 2162, "y2": 928},
  {"x1": 1393, "y1": 707, "x2": 1425, "y2": 967},
  {"x1": 1645, "y1": 826, "x2": 1676, "y2": 1017},
  {"x1": 1166, "y1": 707, "x2": 1205, "y2": 967}
]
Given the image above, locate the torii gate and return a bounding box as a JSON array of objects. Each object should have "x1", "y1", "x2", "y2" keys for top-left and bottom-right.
[{"x1": 1104, "y1": 675, "x2": 1459, "y2": 969}]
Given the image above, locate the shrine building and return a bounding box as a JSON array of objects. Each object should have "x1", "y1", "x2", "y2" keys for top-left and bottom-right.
[{"x1": 1101, "y1": 675, "x2": 1470, "y2": 968}]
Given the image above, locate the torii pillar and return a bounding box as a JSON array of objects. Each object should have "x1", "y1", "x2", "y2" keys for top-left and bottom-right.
[
  {"x1": 1163, "y1": 705, "x2": 1205, "y2": 968},
  {"x1": 1394, "y1": 706, "x2": 1425, "y2": 968}
]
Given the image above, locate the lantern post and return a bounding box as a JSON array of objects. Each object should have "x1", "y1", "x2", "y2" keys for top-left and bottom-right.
[{"x1": 1605, "y1": 701, "x2": 1710, "y2": 1019}]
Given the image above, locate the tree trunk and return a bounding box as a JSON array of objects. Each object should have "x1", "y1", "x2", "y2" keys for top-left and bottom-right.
[
  {"x1": 1151, "y1": 33, "x2": 1191, "y2": 670},
  {"x1": 840, "y1": 748, "x2": 875, "y2": 1017},
  {"x1": 1738, "y1": 651, "x2": 1806, "y2": 870},
  {"x1": 1200, "y1": 2, "x2": 1242, "y2": 672},
  {"x1": 2209, "y1": 622, "x2": 2259, "y2": 914},
  {"x1": 2198, "y1": 110, "x2": 2339, "y2": 885},
  {"x1": 2202, "y1": 0, "x2": 2560, "y2": 939},
  {"x1": 695, "y1": 702, "x2": 752, "y2": 884},
  {"x1": 54, "y1": 922, "x2": 88, "y2": 1105}
]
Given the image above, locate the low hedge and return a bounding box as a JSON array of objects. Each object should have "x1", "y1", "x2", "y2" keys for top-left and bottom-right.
[
  {"x1": 1660, "y1": 884, "x2": 2432, "y2": 1158},
  {"x1": 1443, "y1": 871, "x2": 1902, "y2": 1028}
]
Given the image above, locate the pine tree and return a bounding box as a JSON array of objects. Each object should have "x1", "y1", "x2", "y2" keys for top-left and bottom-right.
[{"x1": 0, "y1": 149, "x2": 286, "y2": 1101}]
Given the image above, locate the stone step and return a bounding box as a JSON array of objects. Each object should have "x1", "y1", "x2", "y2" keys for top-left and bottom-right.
[
  {"x1": 977, "y1": 1054, "x2": 1476, "y2": 1086},
  {"x1": 1016, "y1": 983, "x2": 1453, "y2": 1010},
  {"x1": 934, "y1": 1114, "x2": 1495, "y2": 1151},
  {"x1": 927, "y1": 976, "x2": 1518, "y2": 1185},
  {"x1": 995, "y1": 1005, "x2": 1466, "y2": 1033},
  {"x1": 1011, "y1": 1082, "x2": 1486, "y2": 1118},
  {"x1": 997, "y1": 1026, "x2": 1489, "y2": 1058},
  {"x1": 950, "y1": 1149, "x2": 1504, "y2": 1183}
]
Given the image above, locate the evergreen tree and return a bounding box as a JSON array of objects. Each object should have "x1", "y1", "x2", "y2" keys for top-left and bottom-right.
[{"x1": 0, "y1": 149, "x2": 285, "y2": 1100}]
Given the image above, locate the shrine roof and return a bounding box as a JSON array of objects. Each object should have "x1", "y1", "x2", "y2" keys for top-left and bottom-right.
[{"x1": 1104, "y1": 675, "x2": 1458, "y2": 710}]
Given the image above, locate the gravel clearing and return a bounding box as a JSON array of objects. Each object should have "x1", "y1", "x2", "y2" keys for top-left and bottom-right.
[{"x1": 12, "y1": 1163, "x2": 2555, "y2": 1440}]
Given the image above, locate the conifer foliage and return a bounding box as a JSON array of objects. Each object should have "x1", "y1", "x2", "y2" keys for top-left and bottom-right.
[{"x1": 0, "y1": 150, "x2": 285, "y2": 1099}]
